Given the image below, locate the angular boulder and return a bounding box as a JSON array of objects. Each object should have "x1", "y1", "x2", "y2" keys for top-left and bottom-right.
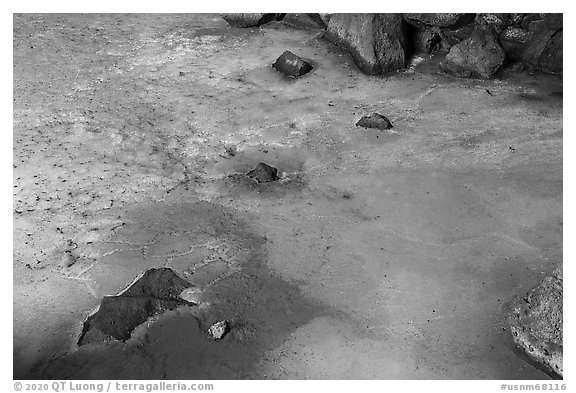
[
  {"x1": 499, "y1": 14, "x2": 562, "y2": 75},
  {"x1": 356, "y1": 113, "x2": 393, "y2": 130},
  {"x1": 440, "y1": 25, "x2": 505, "y2": 79},
  {"x1": 282, "y1": 13, "x2": 327, "y2": 30},
  {"x1": 403, "y1": 13, "x2": 476, "y2": 29},
  {"x1": 326, "y1": 13, "x2": 407, "y2": 75},
  {"x1": 221, "y1": 13, "x2": 285, "y2": 28},
  {"x1": 272, "y1": 51, "x2": 313, "y2": 77},
  {"x1": 522, "y1": 14, "x2": 562, "y2": 74},
  {"x1": 506, "y1": 267, "x2": 563, "y2": 378},
  {"x1": 500, "y1": 26, "x2": 530, "y2": 59},
  {"x1": 208, "y1": 320, "x2": 230, "y2": 341},
  {"x1": 246, "y1": 162, "x2": 279, "y2": 183},
  {"x1": 78, "y1": 268, "x2": 195, "y2": 345}
]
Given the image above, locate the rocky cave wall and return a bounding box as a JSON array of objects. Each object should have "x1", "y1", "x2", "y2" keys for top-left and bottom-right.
[{"x1": 222, "y1": 13, "x2": 563, "y2": 78}]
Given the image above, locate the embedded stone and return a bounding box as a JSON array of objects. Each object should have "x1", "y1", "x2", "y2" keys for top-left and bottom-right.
[{"x1": 272, "y1": 51, "x2": 313, "y2": 77}]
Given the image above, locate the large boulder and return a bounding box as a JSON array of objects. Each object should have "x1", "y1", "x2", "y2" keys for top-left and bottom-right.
[
  {"x1": 440, "y1": 25, "x2": 505, "y2": 78},
  {"x1": 506, "y1": 267, "x2": 563, "y2": 378},
  {"x1": 500, "y1": 26, "x2": 530, "y2": 59},
  {"x1": 221, "y1": 13, "x2": 285, "y2": 28},
  {"x1": 522, "y1": 14, "x2": 562, "y2": 74},
  {"x1": 78, "y1": 268, "x2": 195, "y2": 345},
  {"x1": 403, "y1": 13, "x2": 476, "y2": 29},
  {"x1": 403, "y1": 14, "x2": 477, "y2": 55},
  {"x1": 325, "y1": 13, "x2": 407, "y2": 75},
  {"x1": 282, "y1": 13, "x2": 327, "y2": 30},
  {"x1": 500, "y1": 14, "x2": 562, "y2": 75}
]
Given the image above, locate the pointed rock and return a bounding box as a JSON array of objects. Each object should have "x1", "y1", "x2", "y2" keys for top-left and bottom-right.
[
  {"x1": 326, "y1": 14, "x2": 407, "y2": 75},
  {"x1": 246, "y1": 162, "x2": 279, "y2": 183},
  {"x1": 221, "y1": 13, "x2": 284, "y2": 28},
  {"x1": 77, "y1": 268, "x2": 194, "y2": 345}
]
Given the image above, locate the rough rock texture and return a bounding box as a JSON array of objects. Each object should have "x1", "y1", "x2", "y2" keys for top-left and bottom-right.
[
  {"x1": 282, "y1": 13, "x2": 327, "y2": 30},
  {"x1": 319, "y1": 13, "x2": 333, "y2": 25},
  {"x1": 356, "y1": 113, "x2": 393, "y2": 130},
  {"x1": 403, "y1": 13, "x2": 476, "y2": 29},
  {"x1": 272, "y1": 50, "x2": 313, "y2": 77},
  {"x1": 414, "y1": 29, "x2": 442, "y2": 53},
  {"x1": 521, "y1": 13, "x2": 546, "y2": 30},
  {"x1": 522, "y1": 14, "x2": 562, "y2": 74},
  {"x1": 499, "y1": 14, "x2": 562, "y2": 75},
  {"x1": 326, "y1": 13, "x2": 406, "y2": 75},
  {"x1": 441, "y1": 25, "x2": 505, "y2": 79},
  {"x1": 221, "y1": 13, "x2": 285, "y2": 28},
  {"x1": 208, "y1": 320, "x2": 230, "y2": 340},
  {"x1": 500, "y1": 27, "x2": 530, "y2": 59},
  {"x1": 78, "y1": 268, "x2": 194, "y2": 345},
  {"x1": 246, "y1": 162, "x2": 279, "y2": 183},
  {"x1": 404, "y1": 14, "x2": 476, "y2": 55},
  {"x1": 405, "y1": 26, "x2": 443, "y2": 54},
  {"x1": 476, "y1": 13, "x2": 511, "y2": 34},
  {"x1": 506, "y1": 267, "x2": 563, "y2": 378}
]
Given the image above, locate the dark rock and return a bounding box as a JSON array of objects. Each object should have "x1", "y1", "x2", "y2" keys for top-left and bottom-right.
[
  {"x1": 246, "y1": 162, "x2": 279, "y2": 183},
  {"x1": 522, "y1": 14, "x2": 562, "y2": 74},
  {"x1": 499, "y1": 14, "x2": 562, "y2": 75},
  {"x1": 282, "y1": 13, "x2": 327, "y2": 30},
  {"x1": 319, "y1": 13, "x2": 333, "y2": 25},
  {"x1": 208, "y1": 320, "x2": 230, "y2": 340},
  {"x1": 476, "y1": 13, "x2": 511, "y2": 35},
  {"x1": 326, "y1": 14, "x2": 407, "y2": 75},
  {"x1": 498, "y1": 60, "x2": 534, "y2": 77},
  {"x1": 500, "y1": 26, "x2": 530, "y2": 59},
  {"x1": 78, "y1": 268, "x2": 194, "y2": 345},
  {"x1": 356, "y1": 113, "x2": 393, "y2": 130},
  {"x1": 440, "y1": 25, "x2": 505, "y2": 79},
  {"x1": 506, "y1": 266, "x2": 563, "y2": 378},
  {"x1": 521, "y1": 13, "x2": 546, "y2": 30},
  {"x1": 407, "y1": 27, "x2": 443, "y2": 54},
  {"x1": 403, "y1": 13, "x2": 476, "y2": 30},
  {"x1": 436, "y1": 24, "x2": 476, "y2": 51},
  {"x1": 221, "y1": 13, "x2": 285, "y2": 28},
  {"x1": 272, "y1": 51, "x2": 313, "y2": 77},
  {"x1": 509, "y1": 13, "x2": 526, "y2": 26}
]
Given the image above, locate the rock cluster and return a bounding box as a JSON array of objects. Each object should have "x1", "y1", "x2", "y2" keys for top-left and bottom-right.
[
  {"x1": 408, "y1": 13, "x2": 562, "y2": 77},
  {"x1": 222, "y1": 13, "x2": 562, "y2": 78}
]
